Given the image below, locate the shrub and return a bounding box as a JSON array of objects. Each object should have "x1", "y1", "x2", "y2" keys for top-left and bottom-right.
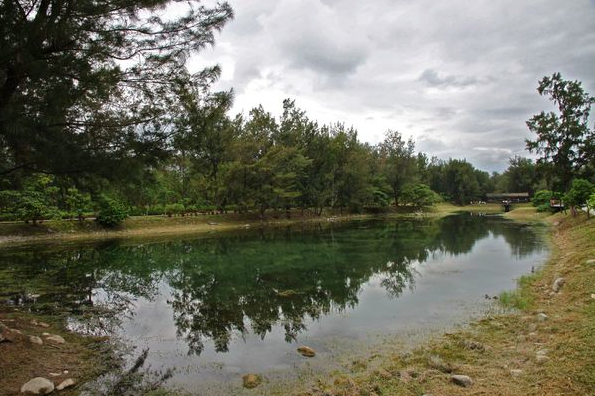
[
  {"x1": 96, "y1": 196, "x2": 129, "y2": 227},
  {"x1": 532, "y1": 190, "x2": 552, "y2": 207},
  {"x1": 165, "y1": 203, "x2": 185, "y2": 217}
]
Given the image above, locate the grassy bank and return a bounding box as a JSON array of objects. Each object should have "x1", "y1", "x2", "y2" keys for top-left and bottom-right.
[
  {"x1": 297, "y1": 209, "x2": 594, "y2": 396},
  {"x1": 0, "y1": 202, "x2": 507, "y2": 248}
]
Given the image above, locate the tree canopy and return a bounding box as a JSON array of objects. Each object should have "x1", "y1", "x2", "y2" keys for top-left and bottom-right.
[{"x1": 0, "y1": 0, "x2": 233, "y2": 179}]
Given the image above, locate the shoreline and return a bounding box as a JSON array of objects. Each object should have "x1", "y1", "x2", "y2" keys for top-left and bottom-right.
[
  {"x1": 4, "y1": 204, "x2": 586, "y2": 396},
  {"x1": 0, "y1": 203, "x2": 509, "y2": 249},
  {"x1": 294, "y1": 210, "x2": 594, "y2": 396}
]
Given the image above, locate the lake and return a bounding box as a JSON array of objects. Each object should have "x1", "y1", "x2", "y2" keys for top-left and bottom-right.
[{"x1": 0, "y1": 213, "x2": 547, "y2": 393}]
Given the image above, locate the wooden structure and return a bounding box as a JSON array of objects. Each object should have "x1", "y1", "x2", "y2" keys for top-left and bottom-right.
[{"x1": 485, "y1": 192, "x2": 530, "y2": 203}]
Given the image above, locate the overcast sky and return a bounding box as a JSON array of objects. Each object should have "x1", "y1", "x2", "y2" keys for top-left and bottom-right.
[{"x1": 188, "y1": 0, "x2": 595, "y2": 172}]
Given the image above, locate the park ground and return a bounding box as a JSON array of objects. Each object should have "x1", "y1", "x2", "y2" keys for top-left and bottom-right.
[
  {"x1": 1, "y1": 204, "x2": 594, "y2": 395},
  {"x1": 0, "y1": 202, "x2": 506, "y2": 248}
]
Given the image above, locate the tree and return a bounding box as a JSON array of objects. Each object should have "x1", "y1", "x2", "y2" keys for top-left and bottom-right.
[
  {"x1": 0, "y1": 1, "x2": 234, "y2": 180},
  {"x1": 379, "y1": 130, "x2": 416, "y2": 206},
  {"x1": 564, "y1": 179, "x2": 594, "y2": 217},
  {"x1": 443, "y1": 159, "x2": 481, "y2": 205},
  {"x1": 401, "y1": 184, "x2": 440, "y2": 209},
  {"x1": 96, "y1": 195, "x2": 129, "y2": 227},
  {"x1": 2, "y1": 175, "x2": 60, "y2": 224},
  {"x1": 526, "y1": 73, "x2": 595, "y2": 191},
  {"x1": 66, "y1": 188, "x2": 92, "y2": 221},
  {"x1": 504, "y1": 156, "x2": 537, "y2": 193}
]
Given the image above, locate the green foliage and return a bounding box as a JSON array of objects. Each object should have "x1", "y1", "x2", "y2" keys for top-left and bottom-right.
[
  {"x1": 565, "y1": 179, "x2": 594, "y2": 216},
  {"x1": 401, "y1": 183, "x2": 441, "y2": 209},
  {"x1": 526, "y1": 73, "x2": 595, "y2": 190},
  {"x1": 532, "y1": 190, "x2": 553, "y2": 207},
  {"x1": 0, "y1": 175, "x2": 60, "y2": 224},
  {"x1": 565, "y1": 179, "x2": 594, "y2": 206},
  {"x1": 588, "y1": 193, "x2": 595, "y2": 212},
  {"x1": 96, "y1": 196, "x2": 129, "y2": 228},
  {"x1": 443, "y1": 159, "x2": 481, "y2": 205},
  {"x1": 66, "y1": 188, "x2": 93, "y2": 221},
  {"x1": 165, "y1": 203, "x2": 185, "y2": 217}
]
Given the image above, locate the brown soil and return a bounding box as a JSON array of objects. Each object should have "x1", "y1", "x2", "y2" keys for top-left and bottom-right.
[{"x1": 0, "y1": 312, "x2": 109, "y2": 396}]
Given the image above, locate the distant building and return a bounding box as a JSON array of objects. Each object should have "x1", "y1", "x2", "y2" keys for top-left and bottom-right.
[{"x1": 485, "y1": 192, "x2": 530, "y2": 203}]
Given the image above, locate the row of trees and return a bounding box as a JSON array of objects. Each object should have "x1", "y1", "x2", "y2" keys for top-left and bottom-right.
[
  {"x1": 0, "y1": 2, "x2": 593, "y2": 225},
  {"x1": 0, "y1": 95, "x2": 560, "y2": 224}
]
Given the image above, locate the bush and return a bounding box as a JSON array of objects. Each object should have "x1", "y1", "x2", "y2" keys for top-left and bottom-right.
[
  {"x1": 96, "y1": 196, "x2": 129, "y2": 227},
  {"x1": 532, "y1": 190, "x2": 552, "y2": 207},
  {"x1": 165, "y1": 203, "x2": 185, "y2": 217}
]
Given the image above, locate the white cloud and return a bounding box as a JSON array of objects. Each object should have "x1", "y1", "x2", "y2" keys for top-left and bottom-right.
[{"x1": 188, "y1": 0, "x2": 595, "y2": 171}]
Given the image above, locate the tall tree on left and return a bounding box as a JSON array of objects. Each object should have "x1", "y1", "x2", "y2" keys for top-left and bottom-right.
[{"x1": 0, "y1": 0, "x2": 233, "y2": 180}]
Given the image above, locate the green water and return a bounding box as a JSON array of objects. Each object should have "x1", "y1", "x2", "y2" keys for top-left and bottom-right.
[{"x1": 0, "y1": 213, "x2": 546, "y2": 392}]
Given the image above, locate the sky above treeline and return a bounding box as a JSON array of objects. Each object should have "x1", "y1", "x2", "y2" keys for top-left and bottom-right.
[{"x1": 188, "y1": 0, "x2": 595, "y2": 172}]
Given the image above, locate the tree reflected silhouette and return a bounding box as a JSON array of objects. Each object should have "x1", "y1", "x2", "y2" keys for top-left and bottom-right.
[{"x1": 0, "y1": 214, "x2": 543, "y2": 354}]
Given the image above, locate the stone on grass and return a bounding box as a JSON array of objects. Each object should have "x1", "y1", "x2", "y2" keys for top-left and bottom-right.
[
  {"x1": 20, "y1": 377, "x2": 54, "y2": 395},
  {"x1": 242, "y1": 374, "x2": 261, "y2": 389},
  {"x1": 586, "y1": 259, "x2": 595, "y2": 265},
  {"x1": 44, "y1": 334, "x2": 65, "y2": 344},
  {"x1": 590, "y1": 294, "x2": 595, "y2": 300},
  {"x1": 297, "y1": 346, "x2": 316, "y2": 357},
  {"x1": 56, "y1": 378, "x2": 76, "y2": 391},
  {"x1": 535, "y1": 355, "x2": 550, "y2": 364},
  {"x1": 552, "y1": 277, "x2": 566, "y2": 292},
  {"x1": 510, "y1": 369, "x2": 523, "y2": 377},
  {"x1": 536, "y1": 313, "x2": 548, "y2": 322},
  {"x1": 536, "y1": 349, "x2": 549, "y2": 356},
  {"x1": 29, "y1": 335, "x2": 43, "y2": 345},
  {"x1": 451, "y1": 374, "x2": 473, "y2": 387}
]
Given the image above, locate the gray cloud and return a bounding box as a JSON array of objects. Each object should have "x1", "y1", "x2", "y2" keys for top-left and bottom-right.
[
  {"x1": 192, "y1": 0, "x2": 595, "y2": 172},
  {"x1": 418, "y1": 69, "x2": 479, "y2": 88}
]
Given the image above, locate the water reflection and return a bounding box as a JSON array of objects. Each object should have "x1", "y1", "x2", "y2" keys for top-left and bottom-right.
[{"x1": 0, "y1": 214, "x2": 543, "y2": 356}]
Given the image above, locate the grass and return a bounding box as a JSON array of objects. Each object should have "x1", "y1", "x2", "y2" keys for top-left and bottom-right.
[{"x1": 498, "y1": 272, "x2": 539, "y2": 310}]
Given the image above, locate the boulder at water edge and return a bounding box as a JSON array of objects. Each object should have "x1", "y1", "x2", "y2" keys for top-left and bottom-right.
[
  {"x1": 297, "y1": 346, "x2": 316, "y2": 357},
  {"x1": 20, "y1": 377, "x2": 54, "y2": 395}
]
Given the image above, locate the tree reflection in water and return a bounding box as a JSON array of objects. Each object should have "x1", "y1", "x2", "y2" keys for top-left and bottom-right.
[{"x1": 0, "y1": 214, "x2": 543, "y2": 355}]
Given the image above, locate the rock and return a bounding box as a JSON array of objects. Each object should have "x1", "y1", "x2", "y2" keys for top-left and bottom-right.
[
  {"x1": 42, "y1": 333, "x2": 50, "y2": 336},
  {"x1": 49, "y1": 373, "x2": 61, "y2": 377},
  {"x1": 536, "y1": 349, "x2": 549, "y2": 356},
  {"x1": 38, "y1": 322, "x2": 50, "y2": 328},
  {"x1": 537, "y1": 313, "x2": 548, "y2": 322},
  {"x1": 463, "y1": 340, "x2": 485, "y2": 351},
  {"x1": 451, "y1": 374, "x2": 473, "y2": 387},
  {"x1": 56, "y1": 378, "x2": 75, "y2": 391},
  {"x1": 45, "y1": 334, "x2": 65, "y2": 344},
  {"x1": 552, "y1": 277, "x2": 566, "y2": 292},
  {"x1": 242, "y1": 374, "x2": 261, "y2": 389},
  {"x1": 535, "y1": 355, "x2": 550, "y2": 364},
  {"x1": 586, "y1": 259, "x2": 595, "y2": 265},
  {"x1": 20, "y1": 377, "x2": 55, "y2": 395},
  {"x1": 510, "y1": 369, "x2": 523, "y2": 377},
  {"x1": 29, "y1": 335, "x2": 43, "y2": 345},
  {"x1": 297, "y1": 346, "x2": 316, "y2": 357},
  {"x1": 63, "y1": 370, "x2": 69, "y2": 374}
]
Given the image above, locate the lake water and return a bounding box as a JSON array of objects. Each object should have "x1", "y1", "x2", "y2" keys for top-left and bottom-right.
[{"x1": 0, "y1": 213, "x2": 547, "y2": 393}]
